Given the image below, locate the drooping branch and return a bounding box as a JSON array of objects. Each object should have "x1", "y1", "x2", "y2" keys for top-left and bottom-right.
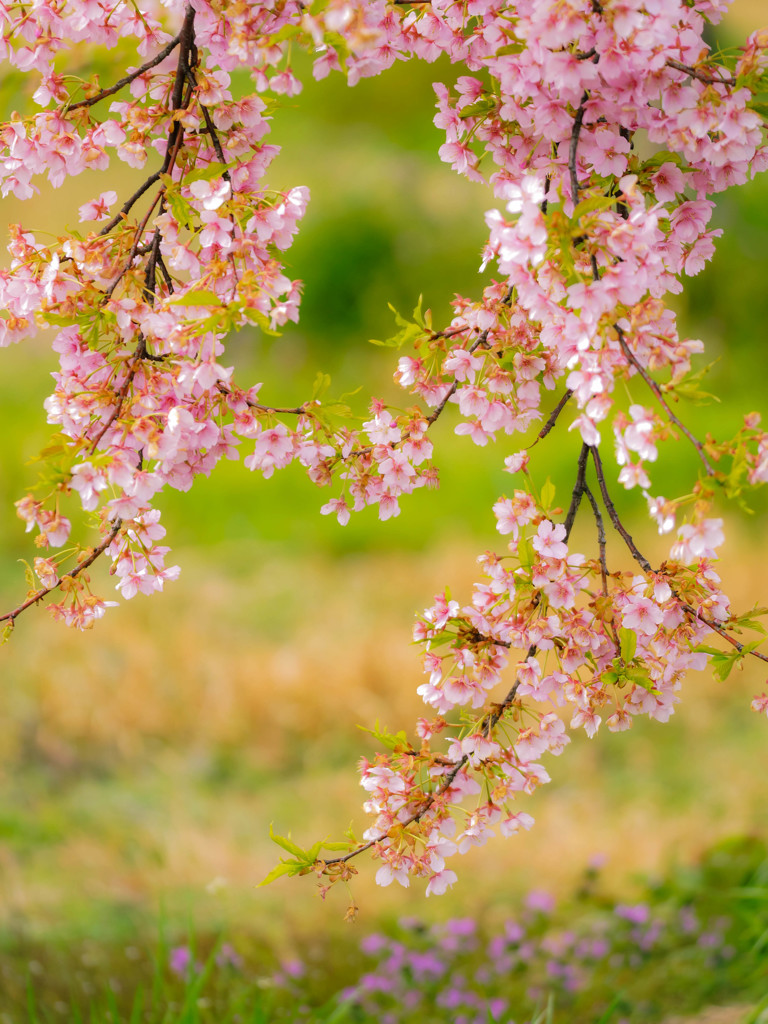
[
  {"x1": 563, "y1": 442, "x2": 590, "y2": 538},
  {"x1": 589, "y1": 444, "x2": 766, "y2": 666},
  {"x1": 65, "y1": 34, "x2": 183, "y2": 111},
  {"x1": 319, "y1": 442, "x2": 596, "y2": 871},
  {"x1": 529, "y1": 389, "x2": 573, "y2": 449},
  {"x1": 0, "y1": 519, "x2": 123, "y2": 628},
  {"x1": 583, "y1": 483, "x2": 609, "y2": 598},
  {"x1": 568, "y1": 92, "x2": 589, "y2": 204},
  {"x1": 425, "y1": 286, "x2": 514, "y2": 426},
  {"x1": 589, "y1": 443, "x2": 653, "y2": 572},
  {"x1": 615, "y1": 326, "x2": 716, "y2": 477},
  {"x1": 665, "y1": 58, "x2": 736, "y2": 87}
]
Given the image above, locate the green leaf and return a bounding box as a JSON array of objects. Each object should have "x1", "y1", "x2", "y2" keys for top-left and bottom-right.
[
  {"x1": 311, "y1": 372, "x2": 332, "y2": 401},
  {"x1": 572, "y1": 193, "x2": 616, "y2": 221},
  {"x1": 17, "y1": 559, "x2": 35, "y2": 591},
  {"x1": 169, "y1": 289, "x2": 222, "y2": 307},
  {"x1": 619, "y1": 628, "x2": 637, "y2": 665},
  {"x1": 186, "y1": 161, "x2": 229, "y2": 182},
  {"x1": 693, "y1": 644, "x2": 725, "y2": 657},
  {"x1": 358, "y1": 719, "x2": 410, "y2": 751},
  {"x1": 540, "y1": 478, "x2": 556, "y2": 510},
  {"x1": 163, "y1": 188, "x2": 193, "y2": 228},
  {"x1": 267, "y1": 822, "x2": 306, "y2": 860},
  {"x1": 258, "y1": 861, "x2": 304, "y2": 887},
  {"x1": 641, "y1": 149, "x2": 689, "y2": 170},
  {"x1": 369, "y1": 303, "x2": 424, "y2": 349},
  {"x1": 458, "y1": 95, "x2": 497, "y2": 119},
  {"x1": 625, "y1": 667, "x2": 660, "y2": 694},
  {"x1": 518, "y1": 534, "x2": 535, "y2": 570}
]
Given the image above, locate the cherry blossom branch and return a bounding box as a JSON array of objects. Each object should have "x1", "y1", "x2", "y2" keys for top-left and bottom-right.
[
  {"x1": 98, "y1": 8, "x2": 195, "y2": 237},
  {"x1": 569, "y1": 92, "x2": 589, "y2": 203},
  {"x1": 88, "y1": 339, "x2": 149, "y2": 454},
  {"x1": 584, "y1": 483, "x2": 609, "y2": 599},
  {"x1": 589, "y1": 445, "x2": 768, "y2": 667},
  {"x1": 564, "y1": 442, "x2": 591, "y2": 537},
  {"x1": 104, "y1": 199, "x2": 163, "y2": 301},
  {"x1": 426, "y1": 286, "x2": 514, "y2": 426},
  {"x1": 197, "y1": 96, "x2": 230, "y2": 175},
  {"x1": 320, "y1": 442, "x2": 597, "y2": 870},
  {"x1": 0, "y1": 519, "x2": 123, "y2": 627},
  {"x1": 615, "y1": 326, "x2": 716, "y2": 477},
  {"x1": 65, "y1": 35, "x2": 182, "y2": 111},
  {"x1": 665, "y1": 58, "x2": 736, "y2": 87},
  {"x1": 528, "y1": 389, "x2": 573, "y2": 449},
  {"x1": 682, "y1": 605, "x2": 768, "y2": 665},
  {"x1": 588, "y1": 444, "x2": 653, "y2": 572},
  {"x1": 215, "y1": 383, "x2": 311, "y2": 418}
]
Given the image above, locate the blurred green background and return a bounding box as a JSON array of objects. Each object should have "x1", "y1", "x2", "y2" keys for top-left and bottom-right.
[{"x1": 0, "y1": 1, "x2": 768, "y2": 1017}]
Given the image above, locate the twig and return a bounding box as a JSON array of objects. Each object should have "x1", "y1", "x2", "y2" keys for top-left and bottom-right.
[
  {"x1": 104, "y1": 198, "x2": 163, "y2": 299},
  {"x1": 98, "y1": 8, "x2": 195, "y2": 238},
  {"x1": 0, "y1": 519, "x2": 123, "y2": 626},
  {"x1": 588, "y1": 444, "x2": 653, "y2": 572},
  {"x1": 563, "y1": 442, "x2": 590, "y2": 539},
  {"x1": 215, "y1": 383, "x2": 309, "y2": 417},
  {"x1": 680, "y1": 603, "x2": 768, "y2": 665},
  {"x1": 426, "y1": 287, "x2": 514, "y2": 427},
  {"x1": 665, "y1": 58, "x2": 736, "y2": 87},
  {"x1": 615, "y1": 326, "x2": 716, "y2": 477},
  {"x1": 583, "y1": 484, "x2": 608, "y2": 597},
  {"x1": 569, "y1": 92, "x2": 589, "y2": 204},
  {"x1": 528, "y1": 390, "x2": 573, "y2": 448},
  {"x1": 66, "y1": 34, "x2": 182, "y2": 111},
  {"x1": 321, "y1": 442, "x2": 598, "y2": 869},
  {"x1": 88, "y1": 338, "x2": 148, "y2": 454}
]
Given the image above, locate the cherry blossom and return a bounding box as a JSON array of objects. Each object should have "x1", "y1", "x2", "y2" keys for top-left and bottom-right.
[{"x1": 0, "y1": 0, "x2": 766, "y2": 898}]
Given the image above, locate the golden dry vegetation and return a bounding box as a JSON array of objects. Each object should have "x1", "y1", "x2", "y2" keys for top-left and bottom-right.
[{"x1": 2, "y1": 521, "x2": 767, "y2": 944}]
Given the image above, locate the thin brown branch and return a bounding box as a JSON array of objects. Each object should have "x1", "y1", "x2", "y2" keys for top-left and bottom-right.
[
  {"x1": 665, "y1": 58, "x2": 736, "y2": 87},
  {"x1": 0, "y1": 519, "x2": 123, "y2": 626},
  {"x1": 569, "y1": 92, "x2": 589, "y2": 204},
  {"x1": 529, "y1": 390, "x2": 573, "y2": 449},
  {"x1": 426, "y1": 287, "x2": 514, "y2": 427},
  {"x1": 615, "y1": 326, "x2": 716, "y2": 477},
  {"x1": 198, "y1": 99, "x2": 231, "y2": 179},
  {"x1": 541, "y1": 174, "x2": 551, "y2": 215},
  {"x1": 104, "y1": 198, "x2": 163, "y2": 299},
  {"x1": 99, "y1": 171, "x2": 164, "y2": 237},
  {"x1": 589, "y1": 447, "x2": 765, "y2": 664},
  {"x1": 589, "y1": 444, "x2": 653, "y2": 572},
  {"x1": 429, "y1": 326, "x2": 469, "y2": 343},
  {"x1": 563, "y1": 442, "x2": 590, "y2": 539},
  {"x1": 321, "y1": 442, "x2": 597, "y2": 869},
  {"x1": 684, "y1": 607, "x2": 768, "y2": 665},
  {"x1": 66, "y1": 34, "x2": 182, "y2": 111},
  {"x1": 155, "y1": 250, "x2": 175, "y2": 294},
  {"x1": 215, "y1": 382, "x2": 309, "y2": 417},
  {"x1": 583, "y1": 484, "x2": 608, "y2": 596},
  {"x1": 98, "y1": 9, "x2": 195, "y2": 238},
  {"x1": 88, "y1": 339, "x2": 148, "y2": 455}
]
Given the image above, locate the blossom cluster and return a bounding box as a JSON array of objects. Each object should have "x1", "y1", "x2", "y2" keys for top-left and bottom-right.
[{"x1": 0, "y1": 1, "x2": 767, "y2": 893}]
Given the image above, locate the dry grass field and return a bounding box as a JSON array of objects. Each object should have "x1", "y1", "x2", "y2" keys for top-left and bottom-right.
[{"x1": 1, "y1": 520, "x2": 767, "y2": 948}]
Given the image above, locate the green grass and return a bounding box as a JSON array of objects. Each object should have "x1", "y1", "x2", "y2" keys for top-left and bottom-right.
[{"x1": 4, "y1": 836, "x2": 768, "y2": 1023}]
